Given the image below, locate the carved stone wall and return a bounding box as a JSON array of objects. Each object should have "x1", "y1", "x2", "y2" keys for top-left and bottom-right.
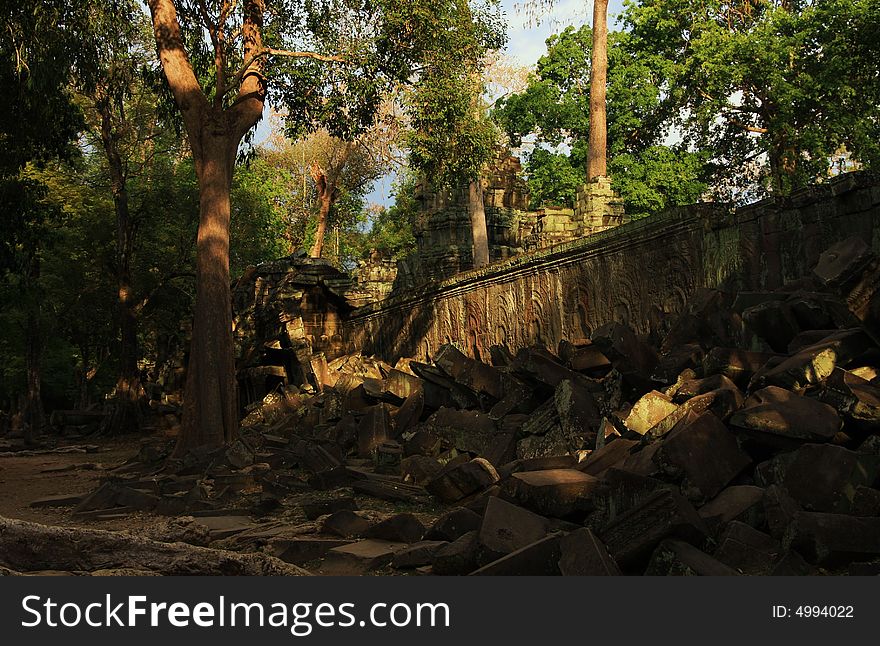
[{"x1": 345, "y1": 172, "x2": 880, "y2": 363}]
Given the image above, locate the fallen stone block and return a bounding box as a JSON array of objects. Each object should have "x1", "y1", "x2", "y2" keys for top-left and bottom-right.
[
  {"x1": 477, "y1": 497, "x2": 549, "y2": 565},
  {"x1": 270, "y1": 537, "x2": 354, "y2": 565},
  {"x1": 351, "y1": 478, "x2": 427, "y2": 503},
  {"x1": 364, "y1": 513, "x2": 426, "y2": 543},
  {"x1": 755, "y1": 329, "x2": 874, "y2": 390},
  {"x1": 764, "y1": 484, "x2": 802, "y2": 540},
  {"x1": 645, "y1": 539, "x2": 739, "y2": 575},
  {"x1": 577, "y1": 438, "x2": 638, "y2": 477},
  {"x1": 502, "y1": 469, "x2": 598, "y2": 518},
  {"x1": 470, "y1": 534, "x2": 563, "y2": 576},
  {"x1": 425, "y1": 458, "x2": 499, "y2": 503},
  {"x1": 554, "y1": 378, "x2": 601, "y2": 444},
  {"x1": 742, "y1": 299, "x2": 799, "y2": 353},
  {"x1": 698, "y1": 485, "x2": 764, "y2": 530},
  {"x1": 591, "y1": 322, "x2": 659, "y2": 390},
  {"x1": 498, "y1": 455, "x2": 577, "y2": 480},
  {"x1": 558, "y1": 528, "x2": 621, "y2": 576},
  {"x1": 703, "y1": 347, "x2": 777, "y2": 387},
  {"x1": 357, "y1": 404, "x2": 393, "y2": 458},
  {"x1": 624, "y1": 391, "x2": 679, "y2": 435},
  {"x1": 781, "y1": 443, "x2": 880, "y2": 513},
  {"x1": 423, "y1": 407, "x2": 498, "y2": 456},
  {"x1": 392, "y1": 541, "x2": 448, "y2": 569},
  {"x1": 320, "y1": 510, "x2": 372, "y2": 538},
  {"x1": 656, "y1": 412, "x2": 751, "y2": 500},
  {"x1": 400, "y1": 454, "x2": 443, "y2": 485},
  {"x1": 424, "y1": 507, "x2": 482, "y2": 542},
  {"x1": 599, "y1": 488, "x2": 708, "y2": 571},
  {"x1": 785, "y1": 511, "x2": 880, "y2": 565},
  {"x1": 713, "y1": 521, "x2": 786, "y2": 575},
  {"x1": 730, "y1": 385, "x2": 842, "y2": 444},
  {"x1": 323, "y1": 539, "x2": 405, "y2": 573},
  {"x1": 432, "y1": 530, "x2": 479, "y2": 575}
]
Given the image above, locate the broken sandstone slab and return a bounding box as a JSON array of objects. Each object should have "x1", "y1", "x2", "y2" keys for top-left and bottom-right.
[
  {"x1": 599, "y1": 488, "x2": 708, "y2": 571},
  {"x1": 656, "y1": 412, "x2": 752, "y2": 500},
  {"x1": 624, "y1": 390, "x2": 679, "y2": 435},
  {"x1": 477, "y1": 497, "x2": 549, "y2": 565},
  {"x1": 501, "y1": 469, "x2": 599, "y2": 518},
  {"x1": 729, "y1": 385, "x2": 842, "y2": 443},
  {"x1": 558, "y1": 528, "x2": 620, "y2": 576},
  {"x1": 426, "y1": 458, "x2": 500, "y2": 503}
]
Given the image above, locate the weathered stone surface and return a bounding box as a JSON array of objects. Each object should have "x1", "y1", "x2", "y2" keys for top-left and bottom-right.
[
  {"x1": 477, "y1": 497, "x2": 549, "y2": 564},
  {"x1": 558, "y1": 528, "x2": 621, "y2": 576},
  {"x1": 498, "y1": 455, "x2": 577, "y2": 479},
  {"x1": 400, "y1": 454, "x2": 443, "y2": 485},
  {"x1": 703, "y1": 348, "x2": 777, "y2": 386},
  {"x1": 742, "y1": 300, "x2": 800, "y2": 353},
  {"x1": 434, "y1": 343, "x2": 505, "y2": 399},
  {"x1": 764, "y1": 484, "x2": 802, "y2": 540},
  {"x1": 713, "y1": 521, "x2": 788, "y2": 575},
  {"x1": 270, "y1": 537, "x2": 354, "y2": 565},
  {"x1": 357, "y1": 404, "x2": 393, "y2": 458},
  {"x1": 432, "y1": 530, "x2": 479, "y2": 575},
  {"x1": 321, "y1": 510, "x2": 372, "y2": 538},
  {"x1": 599, "y1": 488, "x2": 708, "y2": 571},
  {"x1": 426, "y1": 458, "x2": 500, "y2": 503},
  {"x1": 591, "y1": 322, "x2": 659, "y2": 389},
  {"x1": 364, "y1": 513, "x2": 426, "y2": 543},
  {"x1": 554, "y1": 378, "x2": 601, "y2": 446},
  {"x1": 424, "y1": 507, "x2": 482, "y2": 542},
  {"x1": 698, "y1": 485, "x2": 764, "y2": 529},
  {"x1": 323, "y1": 539, "x2": 405, "y2": 573},
  {"x1": 470, "y1": 534, "x2": 563, "y2": 576},
  {"x1": 502, "y1": 469, "x2": 598, "y2": 518},
  {"x1": 423, "y1": 407, "x2": 498, "y2": 456},
  {"x1": 785, "y1": 511, "x2": 880, "y2": 565},
  {"x1": 755, "y1": 329, "x2": 873, "y2": 390},
  {"x1": 577, "y1": 438, "x2": 638, "y2": 477},
  {"x1": 351, "y1": 479, "x2": 427, "y2": 503},
  {"x1": 730, "y1": 386, "x2": 842, "y2": 443},
  {"x1": 624, "y1": 391, "x2": 679, "y2": 435},
  {"x1": 656, "y1": 412, "x2": 751, "y2": 499},
  {"x1": 781, "y1": 443, "x2": 880, "y2": 513},
  {"x1": 645, "y1": 539, "x2": 738, "y2": 576},
  {"x1": 392, "y1": 541, "x2": 448, "y2": 569}
]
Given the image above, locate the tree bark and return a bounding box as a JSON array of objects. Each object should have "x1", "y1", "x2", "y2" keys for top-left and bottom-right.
[
  {"x1": 468, "y1": 180, "x2": 490, "y2": 268},
  {"x1": 0, "y1": 515, "x2": 310, "y2": 575},
  {"x1": 308, "y1": 163, "x2": 335, "y2": 258},
  {"x1": 587, "y1": 0, "x2": 609, "y2": 181},
  {"x1": 148, "y1": 0, "x2": 266, "y2": 454},
  {"x1": 97, "y1": 95, "x2": 143, "y2": 433},
  {"x1": 177, "y1": 132, "x2": 239, "y2": 454}
]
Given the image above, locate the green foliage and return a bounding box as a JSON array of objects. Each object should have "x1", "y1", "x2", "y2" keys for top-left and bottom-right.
[
  {"x1": 495, "y1": 24, "x2": 708, "y2": 214},
  {"x1": 360, "y1": 174, "x2": 419, "y2": 259},
  {"x1": 404, "y1": 0, "x2": 507, "y2": 187},
  {"x1": 622, "y1": 0, "x2": 880, "y2": 196}
]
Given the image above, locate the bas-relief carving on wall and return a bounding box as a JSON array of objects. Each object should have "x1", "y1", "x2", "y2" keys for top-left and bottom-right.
[{"x1": 346, "y1": 173, "x2": 880, "y2": 363}]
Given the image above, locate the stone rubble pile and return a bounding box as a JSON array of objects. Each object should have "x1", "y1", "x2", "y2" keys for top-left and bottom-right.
[{"x1": 23, "y1": 236, "x2": 880, "y2": 576}]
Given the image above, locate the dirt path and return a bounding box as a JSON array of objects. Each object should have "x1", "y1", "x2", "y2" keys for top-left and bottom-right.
[{"x1": 0, "y1": 436, "x2": 161, "y2": 532}]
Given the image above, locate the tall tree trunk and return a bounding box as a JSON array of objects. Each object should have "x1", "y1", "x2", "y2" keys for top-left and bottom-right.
[
  {"x1": 468, "y1": 180, "x2": 490, "y2": 268},
  {"x1": 587, "y1": 0, "x2": 609, "y2": 181},
  {"x1": 23, "y1": 253, "x2": 43, "y2": 445},
  {"x1": 309, "y1": 192, "x2": 332, "y2": 258},
  {"x1": 149, "y1": 0, "x2": 266, "y2": 454},
  {"x1": 176, "y1": 133, "x2": 239, "y2": 455},
  {"x1": 98, "y1": 97, "x2": 142, "y2": 434}
]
